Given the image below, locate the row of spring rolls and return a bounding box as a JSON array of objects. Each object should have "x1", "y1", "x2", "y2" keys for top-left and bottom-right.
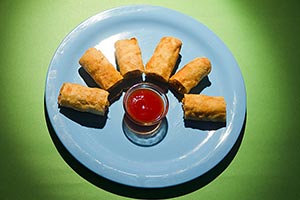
[{"x1": 57, "y1": 36, "x2": 226, "y2": 122}]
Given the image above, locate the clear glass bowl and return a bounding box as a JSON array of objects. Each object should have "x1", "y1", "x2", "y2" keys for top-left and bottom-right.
[{"x1": 123, "y1": 82, "x2": 169, "y2": 127}]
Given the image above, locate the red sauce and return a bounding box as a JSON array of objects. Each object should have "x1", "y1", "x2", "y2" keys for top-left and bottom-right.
[{"x1": 126, "y1": 88, "x2": 164, "y2": 124}]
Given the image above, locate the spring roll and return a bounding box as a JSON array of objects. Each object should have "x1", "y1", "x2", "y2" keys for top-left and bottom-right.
[
  {"x1": 79, "y1": 48, "x2": 123, "y2": 91},
  {"x1": 58, "y1": 83, "x2": 109, "y2": 116},
  {"x1": 182, "y1": 94, "x2": 226, "y2": 122},
  {"x1": 115, "y1": 38, "x2": 144, "y2": 78},
  {"x1": 169, "y1": 57, "x2": 212, "y2": 94},
  {"x1": 145, "y1": 36, "x2": 182, "y2": 82}
]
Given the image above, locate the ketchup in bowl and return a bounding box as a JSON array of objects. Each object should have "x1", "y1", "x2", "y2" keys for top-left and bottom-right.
[{"x1": 123, "y1": 83, "x2": 169, "y2": 126}]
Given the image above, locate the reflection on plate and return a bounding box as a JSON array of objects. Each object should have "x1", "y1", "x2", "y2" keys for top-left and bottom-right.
[{"x1": 45, "y1": 5, "x2": 246, "y2": 188}]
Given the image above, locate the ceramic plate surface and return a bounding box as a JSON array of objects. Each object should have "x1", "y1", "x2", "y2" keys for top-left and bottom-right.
[{"x1": 45, "y1": 5, "x2": 246, "y2": 188}]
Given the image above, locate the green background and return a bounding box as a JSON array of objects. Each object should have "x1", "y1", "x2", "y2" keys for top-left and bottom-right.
[{"x1": 1, "y1": 0, "x2": 299, "y2": 199}]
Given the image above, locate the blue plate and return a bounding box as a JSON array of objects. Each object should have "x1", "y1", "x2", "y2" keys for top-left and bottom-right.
[{"x1": 45, "y1": 5, "x2": 246, "y2": 188}]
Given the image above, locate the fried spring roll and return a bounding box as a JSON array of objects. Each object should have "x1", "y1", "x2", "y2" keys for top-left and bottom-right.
[
  {"x1": 79, "y1": 48, "x2": 123, "y2": 91},
  {"x1": 169, "y1": 57, "x2": 212, "y2": 94},
  {"x1": 145, "y1": 36, "x2": 182, "y2": 82},
  {"x1": 182, "y1": 94, "x2": 226, "y2": 122},
  {"x1": 58, "y1": 83, "x2": 109, "y2": 115},
  {"x1": 115, "y1": 38, "x2": 144, "y2": 78}
]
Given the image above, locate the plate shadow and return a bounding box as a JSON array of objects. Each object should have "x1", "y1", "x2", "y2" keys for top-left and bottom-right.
[{"x1": 45, "y1": 98, "x2": 247, "y2": 199}]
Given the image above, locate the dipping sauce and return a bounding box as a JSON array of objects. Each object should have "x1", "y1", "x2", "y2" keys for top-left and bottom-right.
[{"x1": 123, "y1": 83, "x2": 168, "y2": 126}]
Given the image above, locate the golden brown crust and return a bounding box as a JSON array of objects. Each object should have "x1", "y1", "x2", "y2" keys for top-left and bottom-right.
[
  {"x1": 182, "y1": 94, "x2": 226, "y2": 122},
  {"x1": 58, "y1": 83, "x2": 109, "y2": 115},
  {"x1": 169, "y1": 57, "x2": 211, "y2": 94},
  {"x1": 79, "y1": 48, "x2": 123, "y2": 91},
  {"x1": 114, "y1": 38, "x2": 144, "y2": 78},
  {"x1": 145, "y1": 36, "x2": 182, "y2": 82}
]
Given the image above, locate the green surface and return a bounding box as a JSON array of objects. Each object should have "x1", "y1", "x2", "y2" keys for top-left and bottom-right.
[{"x1": 1, "y1": 0, "x2": 299, "y2": 199}]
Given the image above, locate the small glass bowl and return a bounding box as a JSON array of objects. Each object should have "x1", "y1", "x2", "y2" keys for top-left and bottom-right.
[{"x1": 123, "y1": 82, "x2": 169, "y2": 127}]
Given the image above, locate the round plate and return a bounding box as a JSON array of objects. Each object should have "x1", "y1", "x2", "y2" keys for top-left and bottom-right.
[{"x1": 45, "y1": 5, "x2": 246, "y2": 188}]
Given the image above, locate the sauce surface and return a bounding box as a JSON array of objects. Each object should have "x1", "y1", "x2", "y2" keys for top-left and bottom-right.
[{"x1": 126, "y1": 88, "x2": 164, "y2": 124}]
